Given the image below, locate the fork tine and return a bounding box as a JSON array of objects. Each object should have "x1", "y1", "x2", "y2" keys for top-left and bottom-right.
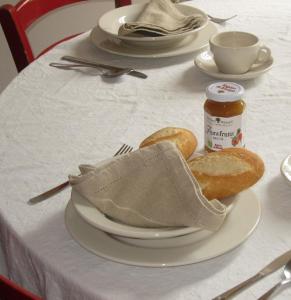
[
  {"x1": 119, "y1": 145, "x2": 128, "y2": 155},
  {"x1": 125, "y1": 145, "x2": 134, "y2": 154},
  {"x1": 114, "y1": 144, "x2": 127, "y2": 156},
  {"x1": 114, "y1": 144, "x2": 133, "y2": 156},
  {"x1": 119, "y1": 144, "x2": 133, "y2": 155}
]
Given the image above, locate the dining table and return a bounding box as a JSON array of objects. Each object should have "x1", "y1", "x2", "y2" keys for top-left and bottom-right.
[{"x1": 1, "y1": 0, "x2": 291, "y2": 299}]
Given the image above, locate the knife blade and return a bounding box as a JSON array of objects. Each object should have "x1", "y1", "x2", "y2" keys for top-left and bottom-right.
[
  {"x1": 212, "y1": 250, "x2": 291, "y2": 300},
  {"x1": 61, "y1": 55, "x2": 147, "y2": 79}
]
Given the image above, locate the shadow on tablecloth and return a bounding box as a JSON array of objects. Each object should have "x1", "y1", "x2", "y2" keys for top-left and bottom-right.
[{"x1": 11, "y1": 201, "x2": 244, "y2": 300}]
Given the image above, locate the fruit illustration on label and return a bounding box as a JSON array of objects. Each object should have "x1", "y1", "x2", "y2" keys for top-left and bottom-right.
[{"x1": 232, "y1": 128, "x2": 242, "y2": 146}]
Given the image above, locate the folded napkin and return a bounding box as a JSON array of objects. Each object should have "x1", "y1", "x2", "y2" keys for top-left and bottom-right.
[
  {"x1": 69, "y1": 142, "x2": 226, "y2": 231},
  {"x1": 118, "y1": 0, "x2": 204, "y2": 37}
]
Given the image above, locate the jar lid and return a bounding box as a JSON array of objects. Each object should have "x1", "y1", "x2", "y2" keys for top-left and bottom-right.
[{"x1": 206, "y1": 82, "x2": 244, "y2": 102}]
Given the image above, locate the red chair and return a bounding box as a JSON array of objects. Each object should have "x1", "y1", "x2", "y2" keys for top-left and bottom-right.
[
  {"x1": 0, "y1": 274, "x2": 42, "y2": 300},
  {"x1": 0, "y1": 0, "x2": 132, "y2": 73}
]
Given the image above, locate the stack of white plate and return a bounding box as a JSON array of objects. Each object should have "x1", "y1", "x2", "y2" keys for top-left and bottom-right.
[
  {"x1": 65, "y1": 189, "x2": 261, "y2": 266},
  {"x1": 89, "y1": 3, "x2": 218, "y2": 58}
]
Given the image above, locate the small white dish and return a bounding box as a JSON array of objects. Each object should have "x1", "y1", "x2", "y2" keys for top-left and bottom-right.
[
  {"x1": 65, "y1": 189, "x2": 261, "y2": 267},
  {"x1": 71, "y1": 189, "x2": 199, "y2": 239},
  {"x1": 98, "y1": 3, "x2": 208, "y2": 48},
  {"x1": 281, "y1": 154, "x2": 291, "y2": 183},
  {"x1": 72, "y1": 189, "x2": 233, "y2": 246},
  {"x1": 111, "y1": 196, "x2": 235, "y2": 248},
  {"x1": 90, "y1": 22, "x2": 217, "y2": 59},
  {"x1": 194, "y1": 51, "x2": 273, "y2": 80}
]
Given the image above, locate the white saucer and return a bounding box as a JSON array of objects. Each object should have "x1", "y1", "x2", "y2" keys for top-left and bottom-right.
[
  {"x1": 195, "y1": 51, "x2": 274, "y2": 80},
  {"x1": 90, "y1": 22, "x2": 217, "y2": 59},
  {"x1": 281, "y1": 154, "x2": 291, "y2": 184},
  {"x1": 65, "y1": 189, "x2": 261, "y2": 267}
]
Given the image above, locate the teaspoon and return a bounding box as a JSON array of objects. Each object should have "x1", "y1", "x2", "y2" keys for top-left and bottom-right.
[{"x1": 258, "y1": 259, "x2": 291, "y2": 299}]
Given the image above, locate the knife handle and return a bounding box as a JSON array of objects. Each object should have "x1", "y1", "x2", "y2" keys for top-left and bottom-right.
[
  {"x1": 28, "y1": 180, "x2": 70, "y2": 205},
  {"x1": 62, "y1": 55, "x2": 114, "y2": 70},
  {"x1": 212, "y1": 273, "x2": 263, "y2": 300}
]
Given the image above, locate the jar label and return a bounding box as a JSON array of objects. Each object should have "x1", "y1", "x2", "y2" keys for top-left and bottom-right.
[{"x1": 204, "y1": 112, "x2": 245, "y2": 151}]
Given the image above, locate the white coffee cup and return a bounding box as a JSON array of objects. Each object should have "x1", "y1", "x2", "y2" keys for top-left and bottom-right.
[{"x1": 209, "y1": 31, "x2": 271, "y2": 74}]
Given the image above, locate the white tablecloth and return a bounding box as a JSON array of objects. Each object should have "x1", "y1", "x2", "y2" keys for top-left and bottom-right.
[{"x1": 1, "y1": 0, "x2": 291, "y2": 299}]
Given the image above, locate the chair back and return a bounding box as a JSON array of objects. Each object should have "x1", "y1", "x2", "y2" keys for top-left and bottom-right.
[
  {"x1": 0, "y1": 0, "x2": 132, "y2": 72},
  {"x1": 0, "y1": 274, "x2": 42, "y2": 300}
]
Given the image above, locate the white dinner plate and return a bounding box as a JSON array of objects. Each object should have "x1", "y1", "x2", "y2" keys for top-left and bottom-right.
[
  {"x1": 90, "y1": 22, "x2": 218, "y2": 59},
  {"x1": 65, "y1": 189, "x2": 261, "y2": 267},
  {"x1": 98, "y1": 3, "x2": 208, "y2": 48},
  {"x1": 194, "y1": 51, "x2": 274, "y2": 80}
]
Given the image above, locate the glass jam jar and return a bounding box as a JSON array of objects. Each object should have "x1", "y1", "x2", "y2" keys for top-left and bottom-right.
[{"x1": 204, "y1": 82, "x2": 246, "y2": 152}]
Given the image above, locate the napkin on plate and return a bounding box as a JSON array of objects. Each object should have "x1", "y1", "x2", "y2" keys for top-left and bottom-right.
[
  {"x1": 69, "y1": 141, "x2": 226, "y2": 231},
  {"x1": 118, "y1": 0, "x2": 204, "y2": 37}
]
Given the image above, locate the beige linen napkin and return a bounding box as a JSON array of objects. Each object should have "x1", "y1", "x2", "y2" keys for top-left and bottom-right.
[
  {"x1": 118, "y1": 0, "x2": 204, "y2": 37},
  {"x1": 69, "y1": 142, "x2": 226, "y2": 231}
]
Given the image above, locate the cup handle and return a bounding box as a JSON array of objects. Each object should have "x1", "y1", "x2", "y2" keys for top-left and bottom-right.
[{"x1": 255, "y1": 45, "x2": 271, "y2": 64}]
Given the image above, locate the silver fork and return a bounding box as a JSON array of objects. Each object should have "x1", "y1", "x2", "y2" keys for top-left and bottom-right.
[
  {"x1": 28, "y1": 144, "x2": 133, "y2": 205},
  {"x1": 207, "y1": 14, "x2": 237, "y2": 24},
  {"x1": 176, "y1": 0, "x2": 237, "y2": 24}
]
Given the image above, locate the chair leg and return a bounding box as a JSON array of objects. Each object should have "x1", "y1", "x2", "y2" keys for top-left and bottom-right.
[
  {"x1": 0, "y1": 5, "x2": 32, "y2": 72},
  {"x1": 115, "y1": 0, "x2": 132, "y2": 8}
]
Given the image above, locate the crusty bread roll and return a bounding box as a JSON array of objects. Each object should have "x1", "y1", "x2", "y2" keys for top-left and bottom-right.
[
  {"x1": 139, "y1": 127, "x2": 198, "y2": 159},
  {"x1": 188, "y1": 148, "x2": 265, "y2": 200}
]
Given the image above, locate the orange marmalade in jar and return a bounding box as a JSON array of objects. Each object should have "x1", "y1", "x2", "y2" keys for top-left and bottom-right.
[{"x1": 204, "y1": 82, "x2": 246, "y2": 152}]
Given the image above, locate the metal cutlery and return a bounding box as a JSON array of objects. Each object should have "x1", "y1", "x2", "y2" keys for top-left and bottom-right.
[
  {"x1": 28, "y1": 144, "x2": 133, "y2": 205},
  {"x1": 49, "y1": 62, "x2": 134, "y2": 78},
  {"x1": 212, "y1": 250, "x2": 291, "y2": 300},
  {"x1": 207, "y1": 14, "x2": 237, "y2": 24},
  {"x1": 176, "y1": 0, "x2": 237, "y2": 24},
  {"x1": 57, "y1": 56, "x2": 147, "y2": 79},
  {"x1": 258, "y1": 259, "x2": 291, "y2": 300}
]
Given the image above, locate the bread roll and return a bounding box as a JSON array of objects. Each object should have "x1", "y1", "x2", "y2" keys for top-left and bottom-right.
[
  {"x1": 188, "y1": 148, "x2": 264, "y2": 200},
  {"x1": 139, "y1": 127, "x2": 198, "y2": 159}
]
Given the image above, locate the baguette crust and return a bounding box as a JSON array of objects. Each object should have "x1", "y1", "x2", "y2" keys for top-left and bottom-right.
[
  {"x1": 188, "y1": 148, "x2": 265, "y2": 200},
  {"x1": 139, "y1": 127, "x2": 197, "y2": 159}
]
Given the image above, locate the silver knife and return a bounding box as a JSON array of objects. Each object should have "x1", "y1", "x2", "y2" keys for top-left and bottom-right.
[
  {"x1": 212, "y1": 250, "x2": 291, "y2": 300},
  {"x1": 61, "y1": 55, "x2": 147, "y2": 79}
]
